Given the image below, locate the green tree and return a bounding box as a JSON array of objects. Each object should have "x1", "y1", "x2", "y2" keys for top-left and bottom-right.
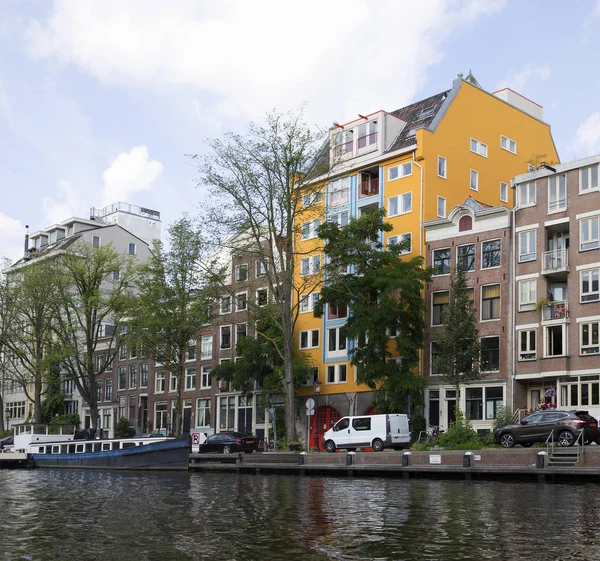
[
  {"x1": 194, "y1": 109, "x2": 327, "y2": 440},
  {"x1": 316, "y1": 210, "x2": 431, "y2": 412},
  {"x1": 50, "y1": 241, "x2": 137, "y2": 431},
  {"x1": 434, "y1": 265, "x2": 480, "y2": 409},
  {"x1": 130, "y1": 217, "x2": 221, "y2": 435}
]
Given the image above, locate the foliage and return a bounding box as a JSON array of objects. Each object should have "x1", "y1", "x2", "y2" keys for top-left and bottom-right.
[
  {"x1": 434, "y1": 265, "x2": 480, "y2": 402},
  {"x1": 115, "y1": 417, "x2": 135, "y2": 438},
  {"x1": 316, "y1": 209, "x2": 431, "y2": 412},
  {"x1": 131, "y1": 217, "x2": 221, "y2": 435},
  {"x1": 409, "y1": 413, "x2": 426, "y2": 436},
  {"x1": 195, "y1": 109, "x2": 328, "y2": 441},
  {"x1": 436, "y1": 411, "x2": 480, "y2": 449},
  {"x1": 41, "y1": 362, "x2": 67, "y2": 423},
  {"x1": 50, "y1": 413, "x2": 81, "y2": 427},
  {"x1": 492, "y1": 405, "x2": 515, "y2": 432}
]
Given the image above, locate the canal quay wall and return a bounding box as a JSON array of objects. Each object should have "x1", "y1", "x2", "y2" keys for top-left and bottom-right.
[{"x1": 189, "y1": 447, "x2": 600, "y2": 483}]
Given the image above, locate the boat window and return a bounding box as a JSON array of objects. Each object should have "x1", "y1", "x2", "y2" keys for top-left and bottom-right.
[
  {"x1": 85, "y1": 443, "x2": 93, "y2": 453},
  {"x1": 102, "y1": 443, "x2": 111, "y2": 451},
  {"x1": 68, "y1": 444, "x2": 76, "y2": 454},
  {"x1": 122, "y1": 442, "x2": 136, "y2": 449},
  {"x1": 60, "y1": 445, "x2": 68, "y2": 454},
  {"x1": 76, "y1": 444, "x2": 85, "y2": 453},
  {"x1": 93, "y1": 443, "x2": 101, "y2": 452}
]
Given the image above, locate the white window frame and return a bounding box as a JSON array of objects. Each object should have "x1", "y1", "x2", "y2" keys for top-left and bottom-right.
[
  {"x1": 220, "y1": 325, "x2": 232, "y2": 349},
  {"x1": 580, "y1": 268, "x2": 600, "y2": 302},
  {"x1": 580, "y1": 321, "x2": 600, "y2": 355},
  {"x1": 200, "y1": 366, "x2": 212, "y2": 389},
  {"x1": 155, "y1": 372, "x2": 165, "y2": 394},
  {"x1": 256, "y1": 260, "x2": 267, "y2": 277},
  {"x1": 519, "y1": 279, "x2": 537, "y2": 311},
  {"x1": 185, "y1": 339, "x2": 197, "y2": 361},
  {"x1": 299, "y1": 292, "x2": 320, "y2": 313},
  {"x1": 256, "y1": 288, "x2": 268, "y2": 307},
  {"x1": 480, "y1": 336, "x2": 500, "y2": 372},
  {"x1": 329, "y1": 211, "x2": 349, "y2": 228},
  {"x1": 196, "y1": 397, "x2": 210, "y2": 427},
  {"x1": 169, "y1": 372, "x2": 178, "y2": 392},
  {"x1": 481, "y1": 239, "x2": 501, "y2": 269},
  {"x1": 388, "y1": 232, "x2": 412, "y2": 255},
  {"x1": 432, "y1": 247, "x2": 451, "y2": 275},
  {"x1": 470, "y1": 169, "x2": 479, "y2": 191},
  {"x1": 300, "y1": 255, "x2": 321, "y2": 276},
  {"x1": 235, "y1": 264, "x2": 248, "y2": 282},
  {"x1": 500, "y1": 135, "x2": 517, "y2": 154},
  {"x1": 438, "y1": 156, "x2": 447, "y2": 179},
  {"x1": 518, "y1": 230, "x2": 536, "y2": 262},
  {"x1": 220, "y1": 296, "x2": 232, "y2": 315},
  {"x1": 128, "y1": 242, "x2": 136, "y2": 255},
  {"x1": 388, "y1": 162, "x2": 412, "y2": 181},
  {"x1": 580, "y1": 164, "x2": 600, "y2": 194},
  {"x1": 500, "y1": 182, "x2": 508, "y2": 203},
  {"x1": 456, "y1": 243, "x2": 475, "y2": 272},
  {"x1": 548, "y1": 174, "x2": 567, "y2": 213},
  {"x1": 481, "y1": 284, "x2": 501, "y2": 322},
  {"x1": 470, "y1": 138, "x2": 488, "y2": 157},
  {"x1": 200, "y1": 335, "x2": 213, "y2": 360},
  {"x1": 544, "y1": 324, "x2": 567, "y2": 358},
  {"x1": 580, "y1": 216, "x2": 600, "y2": 251},
  {"x1": 326, "y1": 326, "x2": 347, "y2": 359},
  {"x1": 518, "y1": 329, "x2": 537, "y2": 361},
  {"x1": 92, "y1": 235, "x2": 101, "y2": 248},
  {"x1": 185, "y1": 367, "x2": 196, "y2": 391},
  {"x1": 326, "y1": 364, "x2": 348, "y2": 385},
  {"x1": 302, "y1": 191, "x2": 322, "y2": 207},
  {"x1": 437, "y1": 196, "x2": 446, "y2": 218},
  {"x1": 235, "y1": 292, "x2": 247, "y2": 311},
  {"x1": 299, "y1": 329, "x2": 320, "y2": 350},
  {"x1": 517, "y1": 182, "x2": 536, "y2": 208},
  {"x1": 301, "y1": 218, "x2": 321, "y2": 240},
  {"x1": 388, "y1": 192, "x2": 412, "y2": 217}
]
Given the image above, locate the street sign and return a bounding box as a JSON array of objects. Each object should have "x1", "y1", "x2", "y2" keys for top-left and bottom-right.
[{"x1": 306, "y1": 398, "x2": 315, "y2": 417}]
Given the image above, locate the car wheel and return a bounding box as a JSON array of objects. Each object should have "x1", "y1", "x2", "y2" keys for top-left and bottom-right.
[
  {"x1": 499, "y1": 432, "x2": 515, "y2": 448},
  {"x1": 223, "y1": 445, "x2": 231, "y2": 454},
  {"x1": 325, "y1": 440, "x2": 336, "y2": 453},
  {"x1": 521, "y1": 442, "x2": 534, "y2": 448},
  {"x1": 372, "y1": 438, "x2": 384, "y2": 452},
  {"x1": 557, "y1": 430, "x2": 575, "y2": 447}
]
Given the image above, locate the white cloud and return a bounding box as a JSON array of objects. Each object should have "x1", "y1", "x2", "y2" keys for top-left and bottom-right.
[
  {"x1": 496, "y1": 65, "x2": 551, "y2": 92},
  {"x1": 25, "y1": 0, "x2": 505, "y2": 124},
  {"x1": 571, "y1": 112, "x2": 600, "y2": 158},
  {"x1": 101, "y1": 145, "x2": 163, "y2": 207},
  {"x1": 42, "y1": 180, "x2": 85, "y2": 225},
  {"x1": 0, "y1": 212, "x2": 25, "y2": 263}
]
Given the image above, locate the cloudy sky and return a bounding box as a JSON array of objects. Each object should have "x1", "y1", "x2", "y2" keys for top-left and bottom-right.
[{"x1": 1, "y1": 0, "x2": 600, "y2": 261}]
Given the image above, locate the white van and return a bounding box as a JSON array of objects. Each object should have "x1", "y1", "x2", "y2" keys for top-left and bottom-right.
[{"x1": 323, "y1": 414, "x2": 410, "y2": 452}]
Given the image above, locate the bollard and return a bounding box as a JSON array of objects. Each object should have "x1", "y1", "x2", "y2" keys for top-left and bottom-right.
[
  {"x1": 402, "y1": 451, "x2": 412, "y2": 467},
  {"x1": 463, "y1": 451, "x2": 473, "y2": 468},
  {"x1": 537, "y1": 451, "x2": 547, "y2": 469},
  {"x1": 346, "y1": 451, "x2": 355, "y2": 466},
  {"x1": 298, "y1": 452, "x2": 307, "y2": 466}
]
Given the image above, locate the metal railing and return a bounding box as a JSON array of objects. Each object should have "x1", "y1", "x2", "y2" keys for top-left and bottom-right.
[
  {"x1": 542, "y1": 300, "x2": 569, "y2": 321},
  {"x1": 359, "y1": 177, "x2": 379, "y2": 198},
  {"x1": 542, "y1": 249, "x2": 568, "y2": 273},
  {"x1": 546, "y1": 428, "x2": 585, "y2": 462}
]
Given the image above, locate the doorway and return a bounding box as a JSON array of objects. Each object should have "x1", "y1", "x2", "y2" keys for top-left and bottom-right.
[{"x1": 310, "y1": 406, "x2": 341, "y2": 451}]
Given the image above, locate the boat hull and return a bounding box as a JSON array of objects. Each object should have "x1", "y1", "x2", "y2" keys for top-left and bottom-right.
[{"x1": 30, "y1": 437, "x2": 190, "y2": 471}]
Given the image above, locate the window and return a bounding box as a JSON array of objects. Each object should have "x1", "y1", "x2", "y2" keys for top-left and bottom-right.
[
  {"x1": 470, "y1": 169, "x2": 479, "y2": 191},
  {"x1": 299, "y1": 292, "x2": 320, "y2": 313},
  {"x1": 140, "y1": 363, "x2": 148, "y2": 388},
  {"x1": 105, "y1": 379, "x2": 113, "y2": 402},
  {"x1": 196, "y1": 398, "x2": 211, "y2": 427},
  {"x1": 128, "y1": 243, "x2": 136, "y2": 255},
  {"x1": 500, "y1": 182, "x2": 508, "y2": 202},
  {"x1": 257, "y1": 288, "x2": 268, "y2": 307},
  {"x1": 580, "y1": 216, "x2": 599, "y2": 251},
  {"x1": 329, "y1": 176, "x2": 350, "y2": 206},
  {"x1": 388, "y1": 233, "x2": 412, "y2": 255},
  {"x1": 118, "y1": 367, "x2": 126, "y2": 390},
  {"x1": 299, "y1": 329, "x2": 320, "y2": 349},
  {"x1": 333, "y1": 131, "x2": 354, "y2": 158},
  {"x1": 327, "y1": 326, "x2": 347, "y2": 358},
  {"x1": 457, "y1": 244, "x2": 475, "y2": 271},
  {"x1": 329, "y1": 211, "x2": 349, "y2": 228},
  {"x1": 302, "y1": 191, "x2": 322, "y2": 207},
  {"x1": 94, "y1": 354, "x2": 104, "y2": 373},
  {"x1": 236, "y1": 323, "x2": 247, "y2": 343},
  {"x1": 466, "y1": 388, "x2": 483, "y2": 420},
  {"x1": 113, "y1": 270, "x2": 120, "y2": 281},
  {"x1": 433, "y1": 248, "x2": 451, "y2": 275},
  {"x1": 220, "y1": 326, "x2": 231, "y2": 349},
  {"x1": 300, "y1": 255, "x2": 321, "y2": 276},
  {"x1": 357, "y1": 120, "x2": 378, "y2": 150},
  {"x1": 328, "y1": 303, "x2": 348, "y2": 320},
  {"x1": 470, "y1": 138, "x2": 488, "y2": 157},
  {"x1": 485, "y1": 387, "x2": 503, "y2": 419},
  {"x1": 517, "y1": 182, "x2": 536, "y2": 207},
  {"x1": 92, "y1": 235, "x2": 101, "y2": 248},
  {"x1": 186, "y1": 340, "x2": 197, "y2": 361},
  {"x1": 236, "y1": 292, "x2": 247, "y2": 311},
  {"x1": 581, "y1": 321, "x2": 600, "y2": 355},
  {"x1": 545, "y1": 324, "x2": 566, "y2": 357},
  {"x1": 155, "y1": 403, "x2": 167, "y2": 432},
  {"x1": 480, "y1": 337, "x2": 500, "y2": 371},
  {"x1": 155, "y1": 372, "x2": 165, "y2": 393},
  {"x1": 481, "y1": 284, "x2": 500, "y2": 320},
  {"x1": 302, "y1": 367, "x2": 320, "y2": 387},
  {"x1": 301, "y1": 219, "x2": 321, "y2": 240},
  {"x1": 432, "y1": 291, "x2": 449, "y2": 326},
  {"x1": 519, "y1": 279, "x2": 537, "y2": 311},
  {"x1": 548, "y1": 175, "x2": 567, "y2": 212},
  {"x1": 201, "y1": 335, "x2": 213, "y2": 359},
  {"x1": 519, "y1": 230, "x2": 536, "y2": 262},
  {"x1": 119, "y1": 345, "x2": 127, "y2": 360},
  {"x1": 96, "y1": 379, "x2": 103, "y2": 402},
  {"x1": 235, "y1": 264, "x2": 248, "y2": 282},
  {"x1": 129, "y1": 364, "x2": 137, "y2": 389},
  {"x1": 220, "y1": 296, "x2": 231, "y2": 314},
  {"x1": 518, "y1": 329, "x2": 536, "y2": 361},
  {"x1": 201, "y1": 366, "x2": 212, "y2": 389},
  {"x1": 581, "y1": 164, "x2": 600, "y2": 193},
  {"x1": 256, "y1": 260, "x2": 267, "y2": 277},
  {"x1": 388, "y1": 162, "x2": 412, "y2": 181},
  {"x1": 388, "y1": 192, "x2": 412, "y2": 216},
  {"x1": 500, "y1": 135, "x2": 516, "y2": 154},
  {"x1": 438, "y1": 156, "x2": 447, "y2": 179},
  {"x1": 581, "y1": 268, "x2": 600, "y2": 302},
  {"x1": 326, "y1": 364, "x2": 348, "y2": 384},
  {"x1": 482, "y1": 240, "x2": 501, "y2": 269},
  {"x1": 169, "y1": 373, "x2": 178, "y2": 392},
  {"x1": 437, "y1": 196, "x2": 446, "y2": 218}
]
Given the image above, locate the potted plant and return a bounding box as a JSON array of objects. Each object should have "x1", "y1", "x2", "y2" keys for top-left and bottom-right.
[
  {"x1": 544, "y1": 388, "x2": 557, "y2": 408},
  {"x1": 535, "y1": 298, "x2": 550, "y2": 312}
]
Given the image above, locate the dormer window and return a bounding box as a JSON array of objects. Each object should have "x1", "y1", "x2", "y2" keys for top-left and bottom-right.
[
  {"x1": 67, "y1": 225, "x2": 74, "y2": 237},
  {"x1": 357, "y1": 121, "x2": 377, "y2": 151},
  {"x1": 49, "y1": 231, "x2": 57, "y2": 243},
  {"x1": 333, "y1": 130, "x2": 354, "y2": 158}
]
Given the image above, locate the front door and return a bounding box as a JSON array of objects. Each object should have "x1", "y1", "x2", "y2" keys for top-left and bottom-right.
[
  {"x1": 311, "y1": 406, "x2": 341, "y2": 451},
  {"x1": 444, "y1": 389, "x2": 456, "y2": 431}
]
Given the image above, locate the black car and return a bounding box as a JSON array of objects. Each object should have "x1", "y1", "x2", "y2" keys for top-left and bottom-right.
[
  {"x1": 198, "y1": 432, "x2": 258, "y2": 454},
  {"x1": 494, "y1": 410, "x2": 599, "y2": 448}
]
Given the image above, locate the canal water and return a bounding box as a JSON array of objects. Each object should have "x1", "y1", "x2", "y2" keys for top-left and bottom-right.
[{"x1": 1, "y1": 470, "x2": 599, "y2": 560}]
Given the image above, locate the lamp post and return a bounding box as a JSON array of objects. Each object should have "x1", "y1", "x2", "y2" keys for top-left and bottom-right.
[
  {"x1": 5, "y1": 405, "x2": 10, "y2": 432},
  {"x1": 312, "y1": 381, "x2": 321, "y2": 451}
]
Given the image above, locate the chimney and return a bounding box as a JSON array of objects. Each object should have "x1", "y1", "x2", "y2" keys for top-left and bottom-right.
[{"x1": 24, "y1": 224, "x2": 30, "y2": 257}]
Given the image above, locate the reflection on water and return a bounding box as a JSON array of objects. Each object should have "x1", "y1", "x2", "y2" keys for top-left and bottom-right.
[{"x1": 1, "y1": 470, "x2": 600, "y2": 560}]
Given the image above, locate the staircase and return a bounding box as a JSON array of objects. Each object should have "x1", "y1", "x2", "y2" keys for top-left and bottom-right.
[{"x1": 548, "y1": 449, "x2": 580, "y2": 467}]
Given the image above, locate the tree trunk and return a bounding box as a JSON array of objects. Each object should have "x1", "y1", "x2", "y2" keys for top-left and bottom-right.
[{"x1": 282, "y1": 327, "x2": 296, "y2": 441}]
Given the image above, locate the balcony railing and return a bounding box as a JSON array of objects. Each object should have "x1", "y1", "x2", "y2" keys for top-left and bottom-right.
[
  {"x1": 357, "y1": 132, "x2": 378, "y2": 151},
  {"x1": 359, "y1": 178, "x2": 379, "y2": 198},
  {"x1": 329, "y1": 188, "x2": 350, "y2": 207},
  {"x1": 332, "y1": 140, "x2": 354, "y2": 159},
  {"x1": 542, "y1": 300, "x2": 569, "y2": 321},
  {"x1": 542, "y1": 249, "x2": 568, "y2": 273}
]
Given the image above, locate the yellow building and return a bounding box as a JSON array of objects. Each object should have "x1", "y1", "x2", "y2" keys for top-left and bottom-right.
[{"x1": 295, "y1": 72, "x2": 558, "y2": 449}]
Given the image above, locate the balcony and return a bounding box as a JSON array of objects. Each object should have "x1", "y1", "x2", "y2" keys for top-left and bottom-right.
[
  {"x1": 332, "y1": 140, "x2": 354, "y2": 159},
  {"x1": 329, "y1": 188, "x2": 350, "y2": 207},
  {"x1": 542, "y1": 300, "x2": 569, "y2": 322},
  {"x1": 359, "y1": 177, "x2": 379, "y2": 198},
  {"x1": 357, "y1": 132, "x2": 378, "y2": 153},
  {"x1": 542, "y1": 249, "x2": 568, "y2": 276}
]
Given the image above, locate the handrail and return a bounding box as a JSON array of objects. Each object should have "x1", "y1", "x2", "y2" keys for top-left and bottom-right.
[
  {"x1": 574, "y1": 429, "x2": 585, "y2": 463},
  {"x1": 545, "y1": 429, "x2": 555, "y2": 456}
]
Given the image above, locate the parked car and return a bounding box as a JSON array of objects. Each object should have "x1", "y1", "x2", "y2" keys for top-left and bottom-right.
[
  {"x1": 198, "y1": 432, "x2": 258, "y2": 454},
  {"x1": 494, "y1": 410, "x2": 599, "y2": 448}
]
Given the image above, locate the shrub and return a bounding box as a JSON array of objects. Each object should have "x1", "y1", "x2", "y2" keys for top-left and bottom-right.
[
  {"x1": 437, "y1": 410, "x2": 478, "y2": 449},
  {"x1": 115, "y1": 417, "x2": 135, "y2": 438},
  {"x1": 492, "y1": 405, "x2": 514, "y2": 432}
]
